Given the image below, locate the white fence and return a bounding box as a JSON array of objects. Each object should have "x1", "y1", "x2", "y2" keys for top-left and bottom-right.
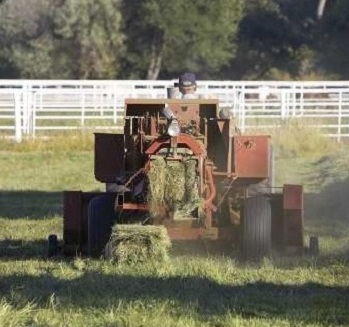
[{"x1": 1, "y1": 80, "x2": 349, "y2": 142}]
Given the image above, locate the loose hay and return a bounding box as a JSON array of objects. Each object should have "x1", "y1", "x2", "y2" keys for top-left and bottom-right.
[
  {"x1": 108, "y1": 225, "x2": 171, "y2": 264},
  {"x1": 147, "y1": 156, "x2": 167, "y2": 204},
  {"x1": 173, "y1": 159, "x2": 202, "y2": 219},
  {"x1": 148, "y1": 157, "x2": 202, "y2": 219},
  {"x1": 164, "y1": 160, "x2": 186, "y2": 208}
]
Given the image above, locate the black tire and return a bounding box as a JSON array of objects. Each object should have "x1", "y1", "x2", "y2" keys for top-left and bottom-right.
[
  {"x1": 48, "y1": 234, "x2": 58, "y2": 257},
  {"x1": 241, "y1": 196, "x2": 272, "y2": 260},
  {"x1": 87, "y1": 194, "x2": 116, "y2": 257}
]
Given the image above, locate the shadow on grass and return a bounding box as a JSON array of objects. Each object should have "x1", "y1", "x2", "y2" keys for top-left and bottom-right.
[
  {"x1": 0, "y1": 191, "x2": 62, "y2": 219},
  {"x1": 0, "y1": 272, "x2": 348, "y2": 325},
  {"x1": 0, "y1": 239, "x2": 48, "y2": 260}
]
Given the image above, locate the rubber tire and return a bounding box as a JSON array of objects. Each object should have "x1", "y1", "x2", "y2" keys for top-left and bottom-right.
[
  {"x1": 87, "y1": 194, "x2": 116, "y2": 257},
  {"x1": 241, "y1": 196, "x2": 272, "y2": 260},
  {"x1": 48, "y1": 234, "x2": 58, "y2": 257}
]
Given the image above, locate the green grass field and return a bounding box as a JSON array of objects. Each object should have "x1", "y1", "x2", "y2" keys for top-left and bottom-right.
[{"x1": 1, "y1": 131, "x2": 349, "y2": 327}]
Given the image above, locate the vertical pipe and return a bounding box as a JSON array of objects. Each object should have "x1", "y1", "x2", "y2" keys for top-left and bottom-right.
[
  {"x1": 337, "y1": 91, "x2": 342, "y2": 142},
  {"x1": 204, "y1": 165, "x2": 217, "y2": 229},
  {"x1": 113, "y1": 83, "x2": 117, "y2": 124},
  {"x1": 32, "y1": 92, "x2": 39, "y2": 138},
  {"x1": 27, "y1": 90, "x2": 32, "y2": 136},
  {"x1": 14, "y1": 92, "x2": 22, "y2": 142},
  {"x1": 240, "y1": 91, "x2": 246, "y2": 133},
  {"x1": 281, "y1": 91, "x2": 286, "y2": 119},
  {"x1": 81, "y1": 93, "x2": 85, "y2": 126}
]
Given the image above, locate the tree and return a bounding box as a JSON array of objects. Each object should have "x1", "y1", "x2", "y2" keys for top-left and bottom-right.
[
  {"x1": 317, "y1": 0, "x2": 327, "y2": 19},
  {"x1": 0, "y1": 0, "x2": 52, "y2": 78},
  {"x1": 121, "y1": 0, "x2": 244, "y2": 80},
  {"x1": 316, "y1": 1, "x2": 349, "y2": 78},
  {"x1": 0, "y1": 0, "x2": 124, "y2": 79},
  {"x1": 51, "y1": 0, "x2": 124, "y2": 79},
  {"x1": 226, "y1": 0, "x2": 320, "y2": 80}
]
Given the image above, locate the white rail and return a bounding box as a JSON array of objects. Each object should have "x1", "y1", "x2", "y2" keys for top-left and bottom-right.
[{"x1": 1, "y1": 80, "x2": 349, "y2": 142}]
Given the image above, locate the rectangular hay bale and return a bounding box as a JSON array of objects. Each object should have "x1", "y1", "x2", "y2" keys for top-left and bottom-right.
[{"x1": 108, "y1": 225, "x2": 171, "y2": 264}]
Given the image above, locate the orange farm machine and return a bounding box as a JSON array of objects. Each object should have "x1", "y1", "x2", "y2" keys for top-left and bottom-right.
[{"x1": 49, "y1": 98, "x2": 304, "y2": 260}]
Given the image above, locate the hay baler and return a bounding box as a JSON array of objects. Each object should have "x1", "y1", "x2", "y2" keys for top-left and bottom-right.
[{"x1": 55, "y1": 98, "x2": 304, "y2": 259}]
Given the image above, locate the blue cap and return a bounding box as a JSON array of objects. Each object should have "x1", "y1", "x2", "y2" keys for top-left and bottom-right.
[{"x1": 178, "y1": 73, "x2": 196, "y2": 87}]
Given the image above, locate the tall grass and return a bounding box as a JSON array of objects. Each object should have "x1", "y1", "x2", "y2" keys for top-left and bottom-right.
[
  {"x1": 246, "y1": 119, "x2": 339, "y2": 159},
  {"x1": 0, "y1": 131, "x2": 95, "y2": 152}
]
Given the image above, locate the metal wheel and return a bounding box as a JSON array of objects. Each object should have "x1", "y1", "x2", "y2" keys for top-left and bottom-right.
[
  {"x1": 87, "y1": 194, "x2": 116, "y2": 257},
  {"x1": 241, "y1": 196, "x2": 272, "y2": 260}
]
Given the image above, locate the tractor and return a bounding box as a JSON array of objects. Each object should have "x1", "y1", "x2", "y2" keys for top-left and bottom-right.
[{"x1": 49, "y1": 97, "x2": 304, "y2": 260}]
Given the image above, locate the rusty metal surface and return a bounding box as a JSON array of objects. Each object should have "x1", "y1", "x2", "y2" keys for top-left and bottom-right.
[
  {"x1": 121, "y1": 203, "x2": 148, "y2": 211},
  {"x1": 204, "y1": 165, "x2": 216, "y2": 229},
  {"x1": 125, "y1": 98, "x2": 219, "y2": 105},
  {"x1": 167, "y1": 227, "x2": 204, "y2": 240},
  {"x1": 284, "y1": 209, "x2": 304, "y2": 247},
  {"x1": 62, "y1": 96, "x2": 306, "y2": 256},
  {"x1": 270, "y1": 186, "x2": 304, "y2": 250},
  {"x1": 233, "y1": 135, "x2": 270, "y2": 179},
  {"x1": 125, "y1": 100, "x2": 218, "y2": 138},
  {"x1": 145, "y1": 134, "x2": 206, "y2": 156},
  {"x1": 283, "y1": 185, "x2": 304, "y2": 247},
  {"x1": 283, "y1": 184, "x2": 303, "y2": 209},
  {"x1": 94, "y1": 133, "x2": 125, "y2": 183},
  {"x1": 207, "y1": 119, "x2": 230, "y2": 172},
  {"x1": 170, "y1": 103, "x2": 200, "y2": 126},
  {"x1": 167, "y1": 226, "x2": 236, "y2": 241}
]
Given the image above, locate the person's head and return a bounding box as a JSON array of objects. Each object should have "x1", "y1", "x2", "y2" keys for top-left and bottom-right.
[{"x1": 178, "y1": 72, "x2": 197, "y2": 96}]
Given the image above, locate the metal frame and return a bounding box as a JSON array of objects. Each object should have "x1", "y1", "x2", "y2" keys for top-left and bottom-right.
[
  {"x1": 1, "y1": 80, "x2": 349, "y2": 142},
  {"x1": 62, "y1": 98, "x2": 305, "y2": 255}
]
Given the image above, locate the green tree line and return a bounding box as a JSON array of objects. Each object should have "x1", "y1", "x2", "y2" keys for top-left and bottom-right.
[{"x1": 0, "y1": 0, "x2": 347, "y2": 80}]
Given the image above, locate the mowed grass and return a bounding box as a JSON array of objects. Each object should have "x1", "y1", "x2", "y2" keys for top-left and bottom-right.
[{"x1": 1, "y1": 131, "x2": 349, "y2": 326}]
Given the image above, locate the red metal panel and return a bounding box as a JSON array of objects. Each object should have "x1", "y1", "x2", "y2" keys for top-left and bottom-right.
[
  {"x1": 284, "y1": 210, "x2": 304, "y2": 247},
  {"x1": 94, "y1": 133, "x2": 125, "y2": 183},
  {"x1": 121, "y1": 203, "x2": 148, "y2": 211},
  {"x1": 167, "y1": 227, "x2": 205, "y2": 240},
  {"x1": 145, "y1": 134, "x2": 206, "y2": 156},
  {"x1": 166, "y1": 226, "x2": 236, "y2": 241},
  {"x1": 169, "y1": 103, "x2": 200, "y2": 126},
  {"x1": 233, "y1": 135, "x2": 270, "y2": 178},
  {"x1": 207, "y1": 119, "x2": 230, "y2": 172},
  {"x1": 283, "y1": 185, "x2": 304, "y2": 248},
  {"x1": 283, "y1": 184, "x2": 303, "y2": 209}
]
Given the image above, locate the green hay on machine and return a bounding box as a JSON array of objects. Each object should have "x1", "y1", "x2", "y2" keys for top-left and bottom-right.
[
  {"x1": 164, "y1": 160, "x2": 186, "y2": 209},
  {"x1": 184, "y1": 159, "x2": 202, "y2": 206},
  {"x1": 173, "y1": 159, "x2": 203, "y2": 219},
  {"x1": 147, "y1": 156, "x2": 202, "y2": 219},
  {"x1": 108, "y1": 225, "x2": 171, "y2": 264},
  {"x1": 147, "y1": 156, "x2": 167, "y2": 204}
]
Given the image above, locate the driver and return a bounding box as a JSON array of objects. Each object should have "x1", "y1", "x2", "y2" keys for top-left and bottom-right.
[{"x1": 178, "y1": 72, "x2": 199, "y2": 99}]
